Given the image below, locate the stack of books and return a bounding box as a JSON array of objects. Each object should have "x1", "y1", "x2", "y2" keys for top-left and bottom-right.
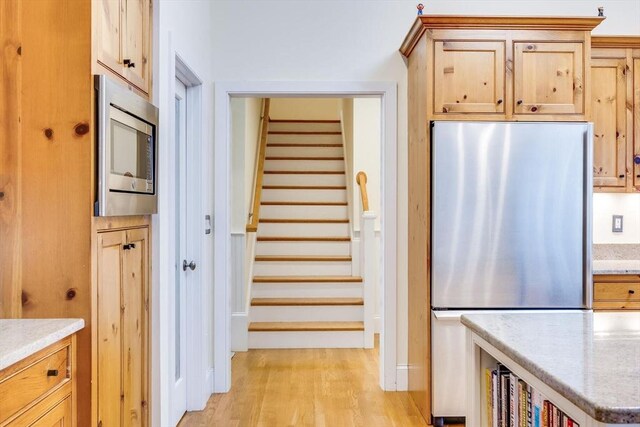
[{"x1": 485, "y1": 364, "x2": 579, "y2": 427}]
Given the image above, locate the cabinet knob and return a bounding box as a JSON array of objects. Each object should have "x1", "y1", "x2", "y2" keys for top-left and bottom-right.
[
  {"x1": 629, "y1": 289, "x2": 635, "y2": 295},
  {"x1": 496, "y1": 99, "x2": 503, "y2": 105},
  {"x1": 183, "y1": 260, "x2": 196, "y2": 271},
  {"x1": 123, "y1": 59, "x2": 136, "y2": 68},
  {"x1": 47, "y1": 369, "x2": 59, "y2": 377},
  {"x1": 517, "y1": 100, "x2": 523, "y2": 105},
  {"x1": 634, "y1": 156, "x2": 640, "y2": 165}
]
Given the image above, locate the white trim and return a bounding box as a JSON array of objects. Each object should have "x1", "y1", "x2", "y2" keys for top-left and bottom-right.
[
  {"x1": 396, "y1": 364, "x2": 409, "y2": 391},
  {"x1": 231, "y1": 313, "x2": 249, "y2": 352},
  {"x1": 214, "y1": 81, "x2": 398, "y2": 391},
  {"x1": 374, "y1": 315, "x2": 381, "y2": 333}
]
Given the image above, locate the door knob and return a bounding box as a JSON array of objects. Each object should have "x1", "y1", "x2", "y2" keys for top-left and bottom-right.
[{"x1": 183, "y1": 260, "x2": 196, "y2": 271}]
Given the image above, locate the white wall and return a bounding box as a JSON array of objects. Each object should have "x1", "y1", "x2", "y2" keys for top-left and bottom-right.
[
  {"x1": 593, "y1": 194, "x2": 640, "y2": 244},
  {"x1": 270, "y1": 98, "x2": 341, "y2": 120},
  {"x1": 156, "y1": 0, "x2": 215, "y2": 424},
  {"x1": 209, "y1": 0, "x2": 640, "y2": 373}
]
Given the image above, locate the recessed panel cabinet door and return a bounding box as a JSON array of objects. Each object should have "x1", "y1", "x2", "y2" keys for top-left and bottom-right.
[
  {"x1": 591, "y1": 58, "x2": 628, "y2": 188},
  {"x1": 95, "y1": 0, "x2": 123, "y2": 75},
  {"x1": 514, "y1": 42, "x2": 584, "y2": 115},
  {"x1": 123, "y1": 0, "x2": 150, "y2": 93},
  {"x1": 433, "y1": 41, "x2": 505, "y2": 114},
  {"x1": 97, "y1": 231, "x2": 126, "y2": 427},
  {"x1": 122, "y1": 227, "x2": 149, "y2": 427}
]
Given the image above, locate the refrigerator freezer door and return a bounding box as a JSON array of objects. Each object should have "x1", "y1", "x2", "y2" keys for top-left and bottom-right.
[{"x1": 432, "y1": 122, "x2": 592, "y2": 309}]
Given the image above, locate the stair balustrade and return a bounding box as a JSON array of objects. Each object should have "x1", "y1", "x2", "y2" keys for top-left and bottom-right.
[{"x1": 356, "y1": 171, "x2": 376, "y2": 349}]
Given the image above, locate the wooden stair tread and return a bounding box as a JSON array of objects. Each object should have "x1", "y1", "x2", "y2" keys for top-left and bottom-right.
[
  {"x1": 268, "y1": 131, "x2": 341, "y2": 135},
  {"x1": 269, "y1": 119, "x2": 340, "y2": 123},
  {"x1": 256, "y1": 236, "x2": 350, "y2": 242},
  {"x1": 251, "y1": 297, "x2": 363, "y2": 306},
  {"x1": 265, "y1": 157, "x2": 344, "y2": 161},
  {"x1": 253, "y1": 275, "x2": 363, "y2": 283},
  {"x1": 261, "y1": 201, "x2": 347, "y2": 206},
  {"x1": 262, "y1": 185, "x2": 347, "y2": 190},
  {"x1": 255, "y1": 255, "x2": 352, "y2": 262},
  {"x1": 267, "y1": 143, "x2": 343, "y2": 147},
  {"x1": 264, "y1": 170, "x2": 345, "y2": 175},
  {"x1": 248, "y1": 321, "x2": 364, "y2": 332},
  {"x1": 259, "y1": 219, "x2": 349, "y2": 223}
]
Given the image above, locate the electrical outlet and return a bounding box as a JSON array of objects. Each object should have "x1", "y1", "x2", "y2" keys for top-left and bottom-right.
[{"x1": 612, "y1": 215, "x2": 623, "y2": 233}]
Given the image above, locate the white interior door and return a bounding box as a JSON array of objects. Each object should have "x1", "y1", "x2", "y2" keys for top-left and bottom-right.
[{"x1": 171, "y1": 77, "x2": 188, "y2": 425}]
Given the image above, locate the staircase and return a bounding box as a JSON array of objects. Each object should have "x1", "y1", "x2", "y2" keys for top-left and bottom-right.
[{"x1": 248, "y1": 119, "x2": 366, "y2": 349}]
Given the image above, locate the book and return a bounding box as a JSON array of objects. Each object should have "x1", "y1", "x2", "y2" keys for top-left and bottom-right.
[
  {"x1": 510, "y1": 373, "x2": 519, "y2": 427},
  {"x1": 499, "y1": 366, "x2": 510, "y2": 427},
  {"x1": 486, "y1": 369, "x2": 494, "y2": 427},
  {"x1": 519, "y1": 380, "x2": 527, "y2": 427},
  {"x1": 526, "y1": 385, "x2": 532, "y2": 427},
  {"x1": 492, "y1": 370, "x2": 499, "y2": 427},
  {"x1": 531, "y1": 389, "x2": 543, "y2": 427},
  {"x1": 543, "y1": 401, "x2": 549, "y2": 427}
]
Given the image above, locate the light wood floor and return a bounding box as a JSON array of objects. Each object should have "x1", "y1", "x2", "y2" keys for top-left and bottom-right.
[{"x1": 178, "y1": 340, "x2": 429, "y2": 427}]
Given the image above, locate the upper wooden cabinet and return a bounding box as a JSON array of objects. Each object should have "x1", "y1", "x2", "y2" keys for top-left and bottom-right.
[
  {"x1": 591, "y1": 36, "x2": 640, "y2": 193},
  {"x1": 400, "y1": 15, "x2": 604, "y2": 122},
  {"x1": 94, "y1": 0, "x2": 151, "y2": 96}
]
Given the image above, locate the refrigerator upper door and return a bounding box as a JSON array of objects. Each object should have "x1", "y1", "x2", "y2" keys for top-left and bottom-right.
[{"x1": 432, "y1": 122, "x2": 592, "y2": 309}]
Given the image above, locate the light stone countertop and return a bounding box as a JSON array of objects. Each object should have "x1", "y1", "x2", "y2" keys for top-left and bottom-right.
[
  {"x1": 0, "y1": 318, "x2": 84, "y2": 371},
  {"x1": 461, "y1": 312, "x2": 640, "y2": 424},
  {"x1": 593, "y1": 259, "x2": 640, "y2": 275}
]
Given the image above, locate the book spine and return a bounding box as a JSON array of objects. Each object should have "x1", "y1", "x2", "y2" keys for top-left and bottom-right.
[
  {"x1": 486, "y1": 369, "x2": 494, "y2": 427},
  {"x1": 492, "y1": 371, "x2": 499, "y2": 427},
  {"x1": 510, "y1": 373, "x2": 518, "y2": 427},
  {"x1": 526, "y1": 385, "x2": 532, "y2": 427},
  {"x1": 543, "y1": 401, "x2": 549, "y2": 427}
]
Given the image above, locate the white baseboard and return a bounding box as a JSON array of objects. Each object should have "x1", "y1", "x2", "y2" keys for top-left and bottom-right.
[
  {"x1": 396, "y1": 364, "x2": 409, "y2": 391},
  {"x1": 206, "y1": 368, "x2": 214, "y2": 394},
  {"x1": 231, "y1": 312, "x2": 248, "y2": 352}
]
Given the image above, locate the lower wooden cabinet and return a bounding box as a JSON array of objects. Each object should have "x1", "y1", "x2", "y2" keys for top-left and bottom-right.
[
  {"x1": 96, "y1": 226, "x2": 149, "y2": 427},
  {"x1": 593, "y1": 274, "x2": 640, "y2": 310},
  {"x1": 0, "y1": 337, "x2": 76, "y2": 427}
]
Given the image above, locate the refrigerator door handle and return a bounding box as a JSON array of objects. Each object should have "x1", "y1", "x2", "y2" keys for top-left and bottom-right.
[{"x1": 583, "y1": 124, "x2": 594, "y2": 309}]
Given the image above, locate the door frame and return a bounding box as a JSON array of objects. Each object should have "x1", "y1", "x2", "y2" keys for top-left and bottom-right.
[
  {"x1": 154, "y1": 33, "x2": 209, "y2": 427},
  {"x1": 213, "y1": 81, "x2": 398, "y2": 392}
]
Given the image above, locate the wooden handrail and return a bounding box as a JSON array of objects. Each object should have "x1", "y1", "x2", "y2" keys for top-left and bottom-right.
[
  {"x1": 356, "y1": 171, "x2": 369, "y2": 211},
  {"x1": 246, "y1": 99, "x2": 271, "y2": 232}
]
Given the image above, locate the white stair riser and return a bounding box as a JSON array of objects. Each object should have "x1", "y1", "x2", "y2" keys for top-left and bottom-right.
[
  {"x1": 266, "y1": 146, "x2": 343, "y2": 157},
  {"x1": 249, "y1": 305, "x2": 363, "y2": 322},
  {"x1": 249, "y1": 331, "x2": 364, "y2": 349},
  {"x1": 267, "y1": 134, "x2": 342, "y2": 145},
  {"x1": 265, "y1": 159, "x2": 344, "y2": 172},
  {"x1": 255, "y1": 241, "x2": 351, "y2": 256},
  {"x1": 253, "y1": 261, "x2": 352, "y2": 276},
  {"x1": 252, "y1": 282, "x2": 362, "y2": 298},
  {"x1": 261, "y1": 188, "x2": 346, "y2": 203},
  {"x1": 260, "y1": 204, "x2": 348, "y2": 220},
  {"x1": 263, "y1": 174, "x2": 346, "y2": 186},
  {"x1": 258, "y1": 222, "x2": 349, "y2": 237},
  {"x1": 268, "y1": 122, "x2": 341, "y2": 132}
]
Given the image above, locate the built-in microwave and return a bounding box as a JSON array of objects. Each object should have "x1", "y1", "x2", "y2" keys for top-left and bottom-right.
[{"x1": 95, "y1": 75, "x2": 159, "y2": 216}]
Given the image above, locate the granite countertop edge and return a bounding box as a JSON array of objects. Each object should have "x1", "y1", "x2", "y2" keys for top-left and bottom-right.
[
  {"x1": 461, "y1": 315, "x2": 640, "y2": 424},
  {"x1": 0, "y1": 319, "x2": 85, "y2": 371}
]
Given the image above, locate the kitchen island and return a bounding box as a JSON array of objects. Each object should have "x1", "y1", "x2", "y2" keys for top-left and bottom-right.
[{"x1": 463, "y1": 312, "x2": 640, "y2": 426}]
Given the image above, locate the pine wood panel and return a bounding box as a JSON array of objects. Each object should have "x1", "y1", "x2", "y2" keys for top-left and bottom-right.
[
  {"x1": 593, "y1": 301, "x2": 640, "y2": 310},
  {"x1": 123, "y1": 227, "x2": 149, "y2": 427},
  {"x1": 28, "y1": 395, "x2": 72, "y2": 427},
  {"x1": 5, "y1": 386, "x2": 73, "y2": 427},
  {"x1": 0, "y1": 0, "x2": 22, "y2": 318},
  {"x1": 123, "y1": 0, "x2": 150, "y2": 93},
  {"x1": 591, "y1": 58, "x2": 628, "y2": 188},
  {"x1": 514, "y1": 42, "x2": 584, "y2": 115},
  {"x1": 19, "y1": 1, "x2": 93, "y2": 424},
  {"x1": 433, "y1": 40, "x2": 505, "y2": 114},
  {"x1": 594, "y1": 282, "x2": 640, "y2": 301},
  {"x1": 407, "y1": 32, "x2": 431, "y2": 421},
  {"x1": 97, "y1": 230, "x2": 125, "y2": 427},
  {"x1": 95, "y1": 0, "x2": 122, "y2": 74}
]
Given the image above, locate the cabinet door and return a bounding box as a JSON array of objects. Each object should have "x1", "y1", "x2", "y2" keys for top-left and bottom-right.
[
  {"x1": 28, "y1": 396, "x2": 72, "y2": 427},
  {"x1": 635, "y1": 58, "x2": 640, "y2": 189},
  {"x1": 123, "y1": 227, "x2": 149, "y2": 427},
  {"x1": 591, "y1": 58, "x2": 628, "y2": 188},
  {"x1": 433, "y1": 41, "x2": 505, "y2": 114},
  {"x1": 514, "y1": 42, "x2": 584, "y2": 115},
  {"x1": 97, "y1": 231, "x2": 126, "y2": 427},
  {"x1": 123, "y1": 0, "x2": 150, "y2": 93},
  {"x1": 95, "y1": 0, "x2": 124, "y2": 75}
]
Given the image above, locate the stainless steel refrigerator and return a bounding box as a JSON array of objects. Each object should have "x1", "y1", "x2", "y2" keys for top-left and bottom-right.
[{"x1": 430, "y1": 121, "x2": 592, "y2": 425}]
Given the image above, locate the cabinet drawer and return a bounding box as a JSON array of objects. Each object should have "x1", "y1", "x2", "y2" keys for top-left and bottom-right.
[
  {"x1": 0, "y1": 346, "x2": 69, "y2": 424},
  {"x1": 594, "y1": 282, "x2": 640, "y2": 301}
]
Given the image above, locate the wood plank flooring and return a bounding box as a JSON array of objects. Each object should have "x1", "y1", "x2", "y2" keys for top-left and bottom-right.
[{"x1": 178, "y1": 339, "x2": 429, "y2": 427}]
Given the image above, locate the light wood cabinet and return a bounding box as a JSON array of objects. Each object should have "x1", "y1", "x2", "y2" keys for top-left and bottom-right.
[
  {"x1": 514, "y1": 42, "x2": 585, "y2": 115},
  {"x1": 591, "y1": 36, "x2": 640, "y2": 193},
  {"x1": 96, "y1": 226, "x2": 149, "y2": 427},
  {"x1": 593, "y1": 274, "x2": 640, "y2": 310},
  {"x1": 400, "y1": 15, "x2": 604, "y2": 421},
  {"x1": 433, "y1": 40, "x2": 505, "y2": 114},
  {"x1": 94, "y1": 0, "x2": 151, "y2": 95},
  {"x1": 0, "y1": 336, "x2": 76, "y2": 427}
]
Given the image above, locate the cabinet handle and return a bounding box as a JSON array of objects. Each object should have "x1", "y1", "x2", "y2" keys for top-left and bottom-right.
[
  {"x1": 123, "y1": 59, "x2": 136, "y2": 68},
  {"x1": 619, "y1": 175, "x2": 625, "y2": 179},
  {"x1": 517, "y1": 100, "x2": 523, "y2": 105},
  {"x1": 47, "y1": 369, "x2": 59, "y2": 377},
  {"x1": 123, "y1": 243, "x2": 136, "y2": 250},
  {"x1": 629, "y1": 290, "x2": 635, "y2": 295}
]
